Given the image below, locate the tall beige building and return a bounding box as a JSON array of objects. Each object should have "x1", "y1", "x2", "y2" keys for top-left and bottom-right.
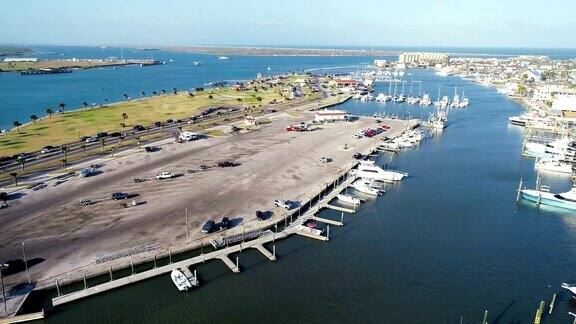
[{"x1": 398, "y1": 52, "x2": 450, "y2": 65}]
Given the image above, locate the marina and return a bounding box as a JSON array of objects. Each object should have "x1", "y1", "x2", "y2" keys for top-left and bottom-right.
[{"x1": 3, "y1": 47, "x2": 576, "y2": 323}]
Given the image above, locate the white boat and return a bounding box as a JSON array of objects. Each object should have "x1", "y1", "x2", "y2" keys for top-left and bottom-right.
[
  {"x1": 534, "y1": 158, "x2": 573, "y2": 174},
  {"x1": 508, "y1": 113, "x2": 548, "y2": 126},
  {"x1": 217, "y1": 56, "x2": 231, "y2": 60},
  {"x1": 193, "y1": 61, "x2": 201, "y2": 66},
  {"x1": 171, "y1": 269, "x2": 193, "y2": 291},
  {"x1": 351, "y1": 179, "x2": 385, "y2": 196},
  {"x1": 336, "y1": 194, "x2": 361, "y2": 205},
  {"x1": 521, "y1": 187, "x2": 576, "y2": 210},
  {"x1": 356, "y1": 160, "x2": 407, "y2": 182},
  {"x1": 562, "y1": 283, "x2": 576, "y2": 295},
  {"x1": 419, "y1": 93, "x2": 432, "y2": 106},
  {"x1": 296, "y1": 224, "x2": 324, "y2": 236}
]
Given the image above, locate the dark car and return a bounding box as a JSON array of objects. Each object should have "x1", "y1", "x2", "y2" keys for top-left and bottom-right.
[
  {"x1": 165, "y1": 119, "x2": 174, "y2": 124},
  {"x1": 133, "y1": 125, "x2": 145, "y2": 131},
  {"x1": 144, "y1": 146, "x2": 158, "y2": 153},
  {"x1": 219, "y1": 217, "x2": 230, "y2": 230},
  {"x1": 217, "y1": 161, "x2": 240, "y2": 168},
  {"x1": 153, "y1": 121, "x2": 162, "y2": 127},
  {"x1": 96, "y1": 132, "x2": 109, "y2": 138},
  {"x1": 353, "y1": 153, "x2": 363, "y2": 160},
  {"x1": 109, "y1": 132, "x2": 122, "y2": 137},
  {"x1": 175, "y1": 119, "x2": 183, "y2": 123},
  {"x1": 201, "y1": 220, "x2": 216, "y2": 234},
  {"x1": 255, "y1": 210, "x2": 264, "y2": 221},
  {"x1": 111, "y1": 192, "x2": 130, "y2": 200},
  {"x1": 79, "y1": 136, "x2": 91, "y2": 142}
]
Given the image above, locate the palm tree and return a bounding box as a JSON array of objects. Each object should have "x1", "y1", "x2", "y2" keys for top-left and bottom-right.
[
  {"x1": 172, "y1": 88, "x2": 178, "y2": 95},
  {"x1": 80, "y1": 144, "x2": 87, "y2": 155},
  {"x1": 30, "y1": 114, "x2": 38, "y2": 124},
  {"x1": 237, "y1": 98, "x2": 243, "y2": 103},
  {"x1": 9, "y1": 172, "x2": 18, "y2": 186},
  {"x1": 140, "y1": 90, "x2": 146, "y2": 98},
  {"x1": 121, "y1": 112, "x2": 128, "y2": 122},
  {"x1": 82, "y1": 101, "x2": 89, "y2": 110},
  {"x1": 152, "y1": 91, "x2": 158, "y2": 96},
  {"x1": 188, "y1": 91, "x2": 194, "y2": 98},
  {"x1": 208, "y1": 95, "x2": 214, "y2": 100},
  {"x1": 13, "y1": 120, "x2": 22, "y2": 133},
  {"x1": 0, "y1": 192, "x2": 8, "y2": 208},
  {"x1": 61, "y1": 145, "x2": 68, "y2": 158},
  {"x1": 16, "y1": 156, "x2": 25, "y2": 171},
  {"x1": 60, "y1": 158, "x2": 68, "y2": 169},
  {"x1": 58, "y1": 102, "x2": 66, "y2": 112},
  {"x1": 46, "y1": 108, "x2": 53, "y2": 117},
  {"x1": 161, "y1": 89, "x2": 166, "y2": 95},
  {"x1": 100, "y1": 138, "x2": 106, "y2": 150}
]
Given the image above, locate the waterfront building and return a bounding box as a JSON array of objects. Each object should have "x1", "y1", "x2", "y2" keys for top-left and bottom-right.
[
  {"x1": 398, "y1": 52, "x2": 450, "y2": 65},
  {"x1": 533, "y1": 85, "x2": 576, "y2": 102},
  {"x1": 373, "y1": 59, "x2": 387, "y2": 68},
  {"x1": 552, "y1": 94, "x2": 576, "y2": 119},
  {"x1": 314, "y1": 109, "x2": 347, "y2": 122}
]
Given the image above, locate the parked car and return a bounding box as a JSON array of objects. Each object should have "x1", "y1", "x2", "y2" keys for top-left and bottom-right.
[
  {"x1": 320, "y1": 157, "x2": 332, "y2": 163},
  {"x1": 85, "y1": 136, "x2": 99, "y2": 143},
  {"x1": 109, "y1": 132, "x2": 122, "y2": 137},
  {"x1": 353, "y1": 153, "x2": 364, "y2": 160},
  {"x1": 79, "y1": 136, "x2": 91, "y2": 142},
  {"x1": 274, "y1": 199, "x2": 292, "y2": 210},
  {"x1": 156, "y1": 172, "x2": 175, "y2": 180},
  {"x1": 111, "y1": 192, "x2": 129, "y2": 200},
  {"x1": 133, "y1": 125, "x2": 145, "y2": 131},
  {"x1": 201, "y1": 220, "x2": 216, "y2": 234},
  {"x1": 41, "y1": 145, "x2": 56, "y2": 154},
  {"x1": 96, "y1": 132, "x2": 109, "y2": 138},
  {"x1": 165, "y1": 119, "x2": 174, "y2": 124},
  {"x1": 219, "y1": 217, "x2": 230, "y2": 230},
  {"x1": 153, "y1": 121, "x2": 162, "y2": 127},
  {"x1": 255, "y1": 210, "x2": 265, "y2": 221},
  {"x1": 144, "y1": 146, "x2": 158, "y2": 153}
]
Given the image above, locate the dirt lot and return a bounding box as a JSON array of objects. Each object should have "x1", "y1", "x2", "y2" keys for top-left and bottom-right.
[{"x1": 0, "y1": 111, "x2": 409, "y2": 285}]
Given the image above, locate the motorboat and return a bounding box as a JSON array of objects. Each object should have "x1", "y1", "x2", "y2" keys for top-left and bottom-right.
[
  {"x1": 508, "y1": 113, "x2": 548, "y2": 126},
  {"x1": 171, "y1": 269, "x2": 193, "y2": 291},
  {"x1": 419, "y1": 93, "x2": 432, "y2": 106},
  {"x1": 296, "y1": 224, "x2": 324, "y2": 236},
  {"x1": 521, "y1": 186, "x2": 576, "y2": 210},
  {"x1": 351, "y1": 179, "x2": 385, "y2": 196},
  {"x1": 534, "y1": 158, "x2": 573, "y2": 174},
  {"x1": 336, "y1": 194, "x2": 361, "y2": 205},
  {"x1": 356, "y1": 160, "x2": 408, "y2": 181},
  {"x1": 561, "y1": 282, "x2": 576, "y2": 296},
  {"x1": 217, "y1": 56, "x2": 231, "y2": 60}
]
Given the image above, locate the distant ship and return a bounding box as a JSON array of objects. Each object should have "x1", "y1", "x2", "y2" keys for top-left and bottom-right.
[
  {"x1": 217, "y1": 56, "x2": 231, "y2": 60},
  {"x1": 137, "y1": 48, "x2": 160, "y2": 51}
]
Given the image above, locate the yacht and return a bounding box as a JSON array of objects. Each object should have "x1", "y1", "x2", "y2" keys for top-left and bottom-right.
[
  {"x1": 449, "y1": 86, "x2": 460, "y2": 108},
  {"x1": 171, "y1": 269, "x2": 194, "y2": 291},
  {"x1": 217, "y1": 56, "x2": 231, "y2": 60},
  {"x1": 534, "y1": 158, "x2": 574, "y2": 174},
  {"x1": 351, "y1": 179, "x2": 385, "y2": 196},
  {"x1": 356, "y1": 160, "x2": 408, "y2": 181},
  {"x1": 419, "y1": 93, "x2": 432, "y2": 106},
  {"x1": 508, "y1": 113, "x2": 548, "y2": 126},
  {"x1": 521, "y1": 186, "x2": 576, "y2": 210},
  {"x1": 336, "y1": 194, "x2": 361, "y2": 205},
  {"x1": 434, "y1": 96, "x2": 449, "y2": 108},
  {"x1": 561, "y1": 283, "x2": 576, "y2": 296},
  {"x1": 429, "y1": 109, "x2": 448, "y2": 129}
]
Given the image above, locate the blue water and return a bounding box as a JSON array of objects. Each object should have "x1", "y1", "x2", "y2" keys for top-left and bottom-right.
[{"x1": 6, "y1": 46, "x2": 576, "y2": 323}]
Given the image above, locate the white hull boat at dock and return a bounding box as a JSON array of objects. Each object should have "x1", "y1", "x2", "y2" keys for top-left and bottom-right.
[
  {"x1": 520, "y1": 187, "x2": 576, "y2": 210},
  {"x1": 354, "y1": 160, "x2": 408, "y2": 182},
  {"x1": 336, "y1": 194, "x2": 361, "y2": 205},
  {"x1": 351, "y1": 179, "x2": 385, "y2": 196},
  {"x1": 171, "y1": 269, "x2": 194, "y2": 291},
  {"x1": 534, "y1": 158, "x2": 573, "y2": 175}
]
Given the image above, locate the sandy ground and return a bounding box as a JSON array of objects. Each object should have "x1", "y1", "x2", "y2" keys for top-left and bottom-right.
[{"x1": 0, "y1": 110, "x2": 409, "y2": 287}]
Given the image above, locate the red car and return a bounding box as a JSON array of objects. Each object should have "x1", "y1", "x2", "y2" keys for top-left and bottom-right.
[
  {"x1": 286, "y1": 125, "x2": 301, "y2": 132},
  {"x1": 380, "y1": 124, "x2": 391, "y2": 129}
]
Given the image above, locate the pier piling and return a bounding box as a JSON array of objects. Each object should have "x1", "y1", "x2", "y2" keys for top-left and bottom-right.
[
  {"x1": 56, "y1": 280, "x2": 60, "y2": 296},
  {"x1": 516, "y1": 177, "x2": 523, "y2": 203},
  {"x1": 327, "y1": 225, "x2": 330, "y2": 240},
  {"x1": 109, "y1": 267, "x2": 113, "y2": 281},
  {"x1": 169, "y1": 249, "x2": 172, "y2": 264},
  {"x1": 154, "y1": 254, "x2": 157, "y2": 268},
  {"x1": 130, "y1": 260, "x2": 134, "y2": 275},
  {"x1": 83, "y1": 272, "x2": 87, "y2": 290}
]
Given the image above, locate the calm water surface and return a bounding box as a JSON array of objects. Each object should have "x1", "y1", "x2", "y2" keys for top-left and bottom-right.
[{"x1": 6, "y1": 47, "x2": 576, "y2": 323}]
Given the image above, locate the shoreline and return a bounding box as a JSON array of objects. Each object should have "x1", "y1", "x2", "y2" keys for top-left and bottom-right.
[{"x1": 158, "y1": 45, "x2": 402, "y2": 57}]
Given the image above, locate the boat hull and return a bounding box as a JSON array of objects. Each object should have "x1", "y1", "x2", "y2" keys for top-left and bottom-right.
[{"x1": 521, "y1": 190, "x2": 576, "y2": 210}]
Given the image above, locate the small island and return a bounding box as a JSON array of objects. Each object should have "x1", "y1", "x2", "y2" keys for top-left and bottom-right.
[{"x1": 0, "y1": 58, "x2": 162, "y2": 73}]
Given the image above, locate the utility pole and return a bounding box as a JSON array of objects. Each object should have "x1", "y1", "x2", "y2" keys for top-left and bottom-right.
[
  {"x1": 185, "y1": 208, "x2": 189, "y2": 241},
  {"x1": 1, "y1": 264, "x2": 7, "y2": 316},
  {"x1": 22, "y1": 243, "x2": 30, "y2": 284}
]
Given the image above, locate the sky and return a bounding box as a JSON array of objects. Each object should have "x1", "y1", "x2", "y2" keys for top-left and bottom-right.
[{"x1": 0, "y1": 0, "x2": 574, "y2": 48}]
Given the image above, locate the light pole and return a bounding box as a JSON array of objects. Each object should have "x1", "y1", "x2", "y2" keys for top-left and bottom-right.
[
  {"x1": 185, "y1": 209, "x2": 189, "y2": 241},
  {"x1": 21, "y1": 243, "x2": 30, "y2": 284},
  {"x1": 0, "y1": 263, "x2": 7, "y2": 316}
]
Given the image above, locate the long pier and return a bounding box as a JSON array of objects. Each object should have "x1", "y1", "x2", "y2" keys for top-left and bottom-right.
[{"x1": 49, "y1": 118, "x2": 419, "y2": 308}]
